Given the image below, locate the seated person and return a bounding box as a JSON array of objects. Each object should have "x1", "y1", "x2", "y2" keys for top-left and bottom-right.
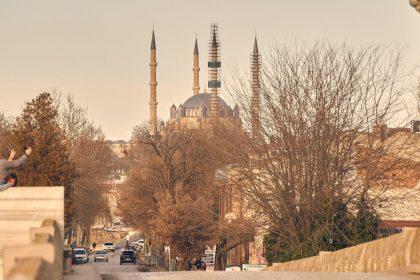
[{"x1": 0, "y1": 173, "x2": 18, "y2": 192}]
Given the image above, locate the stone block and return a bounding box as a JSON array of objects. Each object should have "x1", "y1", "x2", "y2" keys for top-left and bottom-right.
[
  {"x1": 5, "y1": 257, "x2": 52, "y2": 280},
  {"x1": 0, "y1": 187, "x2": 64, "y2": 280},
  {"x1": 3, "y1": 243, "x2": 55, "y2": 278}
]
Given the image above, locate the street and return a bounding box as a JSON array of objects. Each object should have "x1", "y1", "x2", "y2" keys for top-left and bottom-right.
[
  {"x1": 64, "y1": 250, "x2": 415, "y2": 280},
  {"x1": 64, "y1": 250, "x2": 138, "y2": 280}
]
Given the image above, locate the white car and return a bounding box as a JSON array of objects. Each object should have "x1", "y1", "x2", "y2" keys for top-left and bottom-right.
[
  {"x1": 94, "y1": 250, "x2": 109, "y2": 262},
  {"x1": 132, "y1": 240, "x2": 145, "y2": 251},
  {"x1": 103, "y1": 242, "x2": 115, "y2": 252},
  {"x1": 74, "y1": 248, "x2": 89, "y2": 264}
]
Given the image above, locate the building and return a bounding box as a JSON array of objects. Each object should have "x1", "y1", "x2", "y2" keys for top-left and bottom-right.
[
  {"x1": 374, "y1": 125, "x2": 420, "y2": 235},
  {"x1": 148, "y1": 24, "x2": 243, "y2": 129},
  {"x1": 218, "y1": 166, "x2": 268, "y2": 267}
]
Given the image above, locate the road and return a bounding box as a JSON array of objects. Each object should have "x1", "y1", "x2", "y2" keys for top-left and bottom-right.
[{"x1": 65, "y1": 251, "x2": 416, "y2": 280}]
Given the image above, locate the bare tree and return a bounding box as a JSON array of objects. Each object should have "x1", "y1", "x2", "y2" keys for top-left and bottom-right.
[
  {"x1": 58, "y1": 95, "x2": 114, "y2": 246},
  {"x1": 227, "y1": 42, "x2": 415, "y2": 262}
]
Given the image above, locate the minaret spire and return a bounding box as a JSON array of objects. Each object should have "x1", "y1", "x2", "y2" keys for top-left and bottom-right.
[
  {"x1": 208, "y1": 24, "x2": 221, "y2": 124},
  {"x1": 253, "y1": 36, "x2": 259, "y2": 54},
  {"x1": 193, "y1": 38, "x2": 200, "y2": 95},
  {"x1": 251, "y1": 36, "x2": 260, "y2": 138},
  {"x1": 194, "y1": 37, "x2": 199, "y2": 55},
  {"x1": 149, "y1": 29, "x2": 158, "y2": 131}
]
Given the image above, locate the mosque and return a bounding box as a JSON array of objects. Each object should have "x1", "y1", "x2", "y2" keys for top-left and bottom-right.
[
  {"x1": 147, "y1": 24, "x2": 261, "y2": 133},
  {"x1": 145, "y1": 24, "x2": 266, "y2": 267}
]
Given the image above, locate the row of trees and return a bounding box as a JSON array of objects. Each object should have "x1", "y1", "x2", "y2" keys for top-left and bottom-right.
[
  {"x1": 117, "y1": 123, "x2": 254, "y2": 269},
  {"x1": 0, "y1": 93, "x2": 113, "y2": 245},
  {"x1": 118, "y1": 42, "x2": 417, "y2": 268}
]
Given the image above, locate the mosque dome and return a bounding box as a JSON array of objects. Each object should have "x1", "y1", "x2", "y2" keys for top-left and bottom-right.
[{"x1": 182, "y1": 93, "x2": 233, "y2": 116}]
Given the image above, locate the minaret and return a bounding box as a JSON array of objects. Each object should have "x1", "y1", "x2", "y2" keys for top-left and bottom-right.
[
  {"x1": 251, "y1": 36, "x2": 260, "y2": 138},
  {"x1": 193, "y1": 38, "x2": 200, "y2": 95},
  {"x1": 149, "y1": 30, "x2": 158, "y2": 130},
  {"x1": 208, "y1": 24, "x2": 221, "y2": 123}
]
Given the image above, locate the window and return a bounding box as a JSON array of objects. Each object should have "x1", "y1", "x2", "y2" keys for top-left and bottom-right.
[
  {"x1": 74, "y1": 249, "x2": 86, "y2": 255},
  {"x1": 95, "y1": 250, "x2": 107, "y2": 255}
]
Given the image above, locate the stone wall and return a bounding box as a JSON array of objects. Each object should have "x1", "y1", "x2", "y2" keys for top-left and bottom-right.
[
  {"x1": 269, "y1": 227, "x2": 420, "y2": 273},
  {"x1": 4, "y1": 219, "x2": 63, "y2": 280},
  {"x1": 0, "y1": 187, "x2": 64, "y2": 280}
]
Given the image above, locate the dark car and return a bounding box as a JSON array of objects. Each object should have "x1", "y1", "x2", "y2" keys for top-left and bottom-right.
[{"x1": 120, "y1": 250, "x2": 136, "y2": 265}]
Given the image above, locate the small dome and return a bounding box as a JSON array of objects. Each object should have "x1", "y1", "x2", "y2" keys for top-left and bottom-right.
[{"x1": 182, "y1": 93, "x2": 233, "y2": 116}]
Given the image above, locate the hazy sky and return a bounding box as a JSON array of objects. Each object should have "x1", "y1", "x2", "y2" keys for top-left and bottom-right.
[{"x1": 0, "y1": 0, "x2": 419, "y2": 140}]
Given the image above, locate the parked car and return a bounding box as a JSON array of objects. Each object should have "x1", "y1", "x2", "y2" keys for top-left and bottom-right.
[
  {"x1": 103, "y1": 242, "x2": 115, "y2": 252},
  {"x1": 74, "y1": 248, "x2": 89, "y2": 264},
  {"x1": 120, "y1": 250, "x2": 136, "y2": 265},
  {"x1": 94, "y1": 250, "x2": 109, "y2": 262}
]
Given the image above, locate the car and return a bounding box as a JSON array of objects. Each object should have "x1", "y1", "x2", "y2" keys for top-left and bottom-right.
[
  {"x1": 132, "y1": 240, "x2": 145, "y2": 251},
  {"x1": 103, "y1": 242, "x2": 115, "y2": 252},
  {"x1": 74, "y1": 248, "x2": 89, "y2": 264},
  {"x1": 94, "y1": 250, "x2": 109, "y2": 262},
  {"x1": 120, "y1": 250, "x2": 136, "y2": 265}
]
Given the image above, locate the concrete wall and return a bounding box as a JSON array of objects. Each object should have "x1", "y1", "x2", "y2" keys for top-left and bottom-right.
[
  {"x1": 269, "y1": 227, "x2": 420, "y2": 273},
  {"x1": 0, "y1": 187, "x2": 64, "y2": 280}
]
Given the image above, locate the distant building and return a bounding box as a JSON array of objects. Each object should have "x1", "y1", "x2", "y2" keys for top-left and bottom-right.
[
  {"x1": 147, "y1": 24, "x2": 252, "y2": 130},
  {"x1": 107, "y1": 140, "x2": 131, "y2": 159},
  {"x1": 218, "y1": 166, "x2": 268, "y2": 266},
  {"x1": 373, "y1": 125, "x2": 420, "y2": 236}
]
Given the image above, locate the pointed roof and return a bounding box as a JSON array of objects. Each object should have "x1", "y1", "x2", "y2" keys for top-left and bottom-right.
[
  {"x1": 253, "y1": 36, "x2": 259, "y2": 55},
  {"x1": 151, "y1": 30, "x2": 156, "y2": 50},
  {"x1": 194, "y1": 38, "x2": 199, "y2": 55}
]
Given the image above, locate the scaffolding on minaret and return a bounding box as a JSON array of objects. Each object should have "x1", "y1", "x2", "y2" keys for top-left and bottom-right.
[{"x1": 208, "y1": 24, "x2": 221, "y2": 123}]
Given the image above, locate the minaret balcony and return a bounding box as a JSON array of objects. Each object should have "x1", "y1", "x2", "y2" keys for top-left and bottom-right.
[
  {"x1": 208, "y1": 61, "x2": 221, "y2": 68},
  {"x1": 208, "y1": 80, "x2": 221, "y2": 88}
]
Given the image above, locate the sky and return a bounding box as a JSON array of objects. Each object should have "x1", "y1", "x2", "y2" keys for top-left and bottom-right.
[{"x1": 0, "y1": 0, "x2": 419, "y2": 140}]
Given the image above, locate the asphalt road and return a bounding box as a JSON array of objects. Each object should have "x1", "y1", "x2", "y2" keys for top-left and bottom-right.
[
  {"x1": 64, "y1": 251, "x2": 416, "y2": 280},
  {"x1": 64, "y1": 249, "x2": 139, "y2": 280}
]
